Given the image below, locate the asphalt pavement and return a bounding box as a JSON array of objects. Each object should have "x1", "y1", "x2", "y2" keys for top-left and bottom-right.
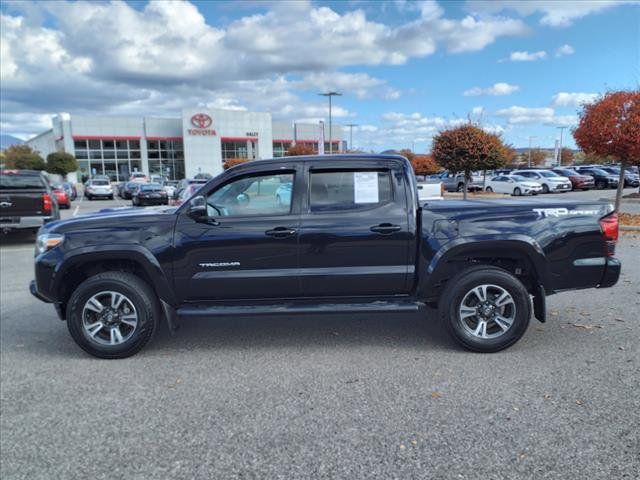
[{"x1": 1, "y1": 194, "x2": 639, "y2": 479}]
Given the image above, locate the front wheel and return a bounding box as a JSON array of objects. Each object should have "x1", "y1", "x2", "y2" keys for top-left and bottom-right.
[
  {"x1": 66, "y1": 272, "x2": 158, "y2": 358},
  {"x1": 485, "y1": 186, "x2": 493, "y2": 193},
  {"x1": 438, "y1": 266, "x2": 531, "y2": 353},
  {"x1": 513, "y1": 187, "x2": 521, "y2": 196},
  {"x1": 456, "y1": 183, "x2": 465, "y2": 192},
  {"x1": 541, "y1": 184, "x2": 549, "y2": 194}
]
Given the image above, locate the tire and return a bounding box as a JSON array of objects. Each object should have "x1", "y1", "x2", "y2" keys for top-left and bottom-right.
[
  {"x1": 109, "y1": 195, "x2": 114, "y2": 200},
  {"x1": 456, "y1": 183, "x2": 465, "y2": 192},
  {"x1": 513, "y1": 187, "x2": 521, "y2": 196},
  {"x1": 438, "y1": 266, "x2": 531, "y2": 353},
  {"x1": 596, "y1": 180, "x2": 606, "y2": 190},
  {"x1": 485, "y1": 187, "x2": 493, "y2": 193},
  {"x1": 541, "y1": 184, "x2": 549, "y2": 194},
  {"x1": 66, "y1": 271, "x2": 158, "y2": 359}
]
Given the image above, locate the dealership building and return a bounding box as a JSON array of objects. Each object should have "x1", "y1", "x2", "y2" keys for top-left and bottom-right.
[{"x1": 26, "y1": 109, "x2": 344, "y2": 182}]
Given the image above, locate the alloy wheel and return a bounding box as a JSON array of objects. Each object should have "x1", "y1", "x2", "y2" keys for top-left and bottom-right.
[
  {"x1": 458, "y1": 284, "x2": 516, "y2": 339},
  {"x1": 82, "y1": 291, "x2": 138, "y2": 346}
]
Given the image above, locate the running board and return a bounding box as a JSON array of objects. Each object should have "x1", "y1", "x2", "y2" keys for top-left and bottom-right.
[{"x1": 177, "y1": 299, "x2": 424, "y2": 318}]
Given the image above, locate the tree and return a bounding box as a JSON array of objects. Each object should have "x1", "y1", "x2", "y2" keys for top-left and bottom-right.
[
  {"x1": 411, "y1": 154, "x2": 440, "y2": 176},
  {"x1": 286, "y1": 143, "x2": 315, "y2": 156},
  {"x1": 46, "y1": 152, "x2": 78, "y2": 176},
  {"x1": 223, "y1": 158, "x2": 249, "y2": 170},
  {"x1": 3, "y1": 145, "x2": 46, "y2": 170},
  {"x1": 432, "y1": 124, "x2": 508, "y2": 199},
  {"x1": 559, "y1": 148, "x2": 574, "y2": 165},
  {"x1": 528, "y1": 148, "x2": 547, "y2": 166},
  {"x1": 574, "y1": 90, "x2": 640, "y2": 207}
]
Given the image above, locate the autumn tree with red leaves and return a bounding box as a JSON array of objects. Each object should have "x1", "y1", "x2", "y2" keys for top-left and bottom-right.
[
  {"x1": 286, "y1": 143, "x2": 316, "y2": 156},
  {"x1": 574, "y1": 90, "x2": 640, "y2": 209},
  {"x1": 223, "y1": 158, "x2": 249, "y2": 170},
  {"x1": 432, "y1": 125, "x2": 508, "y2": 199},
  {"x1": 411, "y1": 154, "x2": 440, "y2": 176}
]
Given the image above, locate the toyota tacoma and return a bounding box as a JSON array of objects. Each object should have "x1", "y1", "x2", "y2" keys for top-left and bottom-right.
[{"x1": 29, "y1": 155, "x2": 621, "y2": 358}]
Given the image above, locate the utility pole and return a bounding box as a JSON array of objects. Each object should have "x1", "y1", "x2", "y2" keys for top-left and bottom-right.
[
  {"x1": 319, "y1": 91, "x2": 342, "y2": 154},
  {"x1": 345, "y1": 123, "x2": 358, "y2": 152},
  {"x1": 557, "y1": 126, "x2": 568, "y2": 166},
  {"x1": 528, "y1": 135, "x2": 537, "y2": 168}
]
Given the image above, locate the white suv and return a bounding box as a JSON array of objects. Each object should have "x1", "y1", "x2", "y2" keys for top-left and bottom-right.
[{"x1": 512, "y1": 169, "x2": 572, "y2": 194}]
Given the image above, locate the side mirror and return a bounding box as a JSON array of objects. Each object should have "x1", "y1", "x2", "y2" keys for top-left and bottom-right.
[
  {"x1": 236, "y1": 193, "x2": 250, "y2": 206},
  {"x1": 187, "y1": 195, "x2": 207, "y2": 219}
]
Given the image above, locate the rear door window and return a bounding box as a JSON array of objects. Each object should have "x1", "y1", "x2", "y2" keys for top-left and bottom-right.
[{"x1": 309, "y1": 170, "x2": 392, "y2": 212}]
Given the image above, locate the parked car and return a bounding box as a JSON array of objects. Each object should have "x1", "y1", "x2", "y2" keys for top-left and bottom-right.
[
  {"x1": 434, "y1": 171, "x2": 484, "y2": 192},
  {"x1": 485, "y1": 175, "x2": 542, "y2": 196},
  {"x1": 511, "y1": 169, "x2": 572, "y2": 193},
  {"x1": 174, "y1": 178, "x2": 208, "y2": 200},
  {"x1": 598, "y1": 166, "x2": 640, "y2": 187},
  {"x1": 275, "y1": 182, "x2": 293, "y2": 206},
  {"x1": 1, "y1": 169, "x2": 60, "y2": 233},
  {"x1": 61, "y1": 182, "x2": 77, "y2": 201},
  {"x1": 119, "y1": 181, "x2": 140, "y2": 200},
  {"x1": 172, "y1": 183, "x2": 203, "y2": 206},
  {"x1": 574, "y1": 167, "x2": 619, "y2": 189},
  {"x1": 416, "y1": 182, "x2": 444, "y2": 200},
  {"x1": 129, "y1": 172, "x2": 148, "y2": 183},
  {"x1": 551, "y1": 168, "x2": 595, "y2": 191},
  {"x1": 52, "y1": 186, "x2": 71, "y2": 209},
  {"x1": 162, "y1": 180, "x2": 179, "y2": 198},
  {"x1": 29, "y1": 154, "x2": 621, "y2": 358},
  {"x1": 84, "y1": 179, "x2": 114, "y2": 200},
  {"x1": 131, "y1": 183, "x2": 169, "y2": 207}
]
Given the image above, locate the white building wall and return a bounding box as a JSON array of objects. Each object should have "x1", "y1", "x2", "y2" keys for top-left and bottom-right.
[{"x1": 26, "y1": 130, "x2": 56, "y2": 158}]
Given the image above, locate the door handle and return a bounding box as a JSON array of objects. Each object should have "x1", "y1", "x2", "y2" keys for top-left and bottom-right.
[
  {"x1": 370, "y1": 223, "x2": 401, "y2": 234},
  {"x1": 265, "y1": 226, "x2": 297, "y2": 238}
]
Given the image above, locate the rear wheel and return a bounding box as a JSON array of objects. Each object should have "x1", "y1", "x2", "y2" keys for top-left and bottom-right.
[
  {"x1": 596, "y1": 180, "x2": 606, "y2": 189},
  {"x1": 541, "y1": 184, "x2": 549, "y2": 194},
  {"x1": 456, "y1": 183, "x2": 465, "y2": 192},
  {"x1": 66, "y1": 272, "x2": 158, "y2": 358},
  {"x1": 513, "y1": 187, "x2": 521, "y2": 196},
  {"x1": 485, "y1": 186, "x2": 493, "y2": 192},
  {"x1": 438, "y1": 266, "x2": 531, "y2": 353}
]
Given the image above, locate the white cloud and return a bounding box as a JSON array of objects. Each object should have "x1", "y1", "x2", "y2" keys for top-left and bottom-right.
[
  {"x1": 508, "y1": 50, "x2": 547, "y2": 61},
  {"x1": 296, "y1": 72, "x2": 399, "y2": 100},
  {"x1": 555, "y1": 44, "x2": 575, "y2": 57},
  {"x1": 471, "y1": 106, "x2": 485, "y2": 115},
  {"x1": 467, "y1": 1, "x2": 635, "y2": 27},
  {"x1": 495, "y1": 105, "x2": 579, "y2": 126},
  {"x1": 464, "y1": 82, "x2": 520, "y2": 96},
  {"x1": 551, "y1": 92, "x2": 598, "y2": 107}
]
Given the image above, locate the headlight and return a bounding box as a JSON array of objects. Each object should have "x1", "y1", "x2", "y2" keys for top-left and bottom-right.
[{"x1": 36, "y1": 233, "x2": 64, "y2": 254}]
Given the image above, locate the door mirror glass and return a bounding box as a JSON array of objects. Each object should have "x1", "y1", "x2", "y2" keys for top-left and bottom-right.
[{"x1": 188, "y1": 195, "x2": 207, "y2": 219}]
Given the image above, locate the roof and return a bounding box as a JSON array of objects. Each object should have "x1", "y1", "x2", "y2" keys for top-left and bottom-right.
[{"x1": 227, "y1": 154, "x2": 410, "y2": 172}]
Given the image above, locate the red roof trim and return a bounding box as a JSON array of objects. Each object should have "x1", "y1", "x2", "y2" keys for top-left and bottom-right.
[
  {"x1": 73, "y1": 135, "x2": 141, "y2": 140},
  {"x1": 146, "y1": 136, "x2": 182, "y2": 141}
]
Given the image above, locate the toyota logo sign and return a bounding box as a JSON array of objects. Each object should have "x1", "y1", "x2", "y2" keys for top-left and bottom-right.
[{"x1": 191, "y1": 113, "x2": 212, "y2": 129}]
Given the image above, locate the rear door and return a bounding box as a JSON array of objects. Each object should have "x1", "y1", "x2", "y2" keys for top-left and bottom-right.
[
  {"x1": 172, "y1": 164, "x2": 303, "y2": 302},
  {"x1": 297, "y1": 160, "x2": 413, "y2": 297},
  {"x1": 0, "y1": 171, "x2": 48, "y2": 219}
]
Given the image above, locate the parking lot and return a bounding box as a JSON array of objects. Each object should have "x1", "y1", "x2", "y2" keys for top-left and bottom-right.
[{"x1": 1, "y1": 191, "x2": 639, "y2": 479}]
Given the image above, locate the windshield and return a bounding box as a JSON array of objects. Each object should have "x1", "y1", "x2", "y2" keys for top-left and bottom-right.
[
  {"x1": 539, "y1": 171, "x2": 560, "y2": 178},
  {"x1": 91, "y1": 180, "x2": 109, "y2": 185},
  {"x1": 589, "y1": 168, "x2": 608, "y2": 175},
  {"x1": 510, "y1": 175, "x2": 528, "y2": 182}
]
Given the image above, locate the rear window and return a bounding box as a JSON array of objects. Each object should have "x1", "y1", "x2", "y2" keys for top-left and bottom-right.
[
  {"x1": 141, "y1": 183, "x2": 162, "y2": 191},
  {"x1": 91, "y1": 180, "x2": 109, "y2": 185},
  {"x1": 0, "y1": 172, "x2": 46, "y2": 190},
  {"x1": 309, "y1": 170, "x2": 392, "y2": 212}
]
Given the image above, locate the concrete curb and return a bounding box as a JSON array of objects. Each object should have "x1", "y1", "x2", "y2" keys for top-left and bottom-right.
[{"x1": 620, "y1": 225, "x2": 640, "y2": 232}]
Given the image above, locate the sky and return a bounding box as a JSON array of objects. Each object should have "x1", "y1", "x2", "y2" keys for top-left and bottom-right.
[{"x1": 1, "y1": 0, "x2": 638, "y2": 152}]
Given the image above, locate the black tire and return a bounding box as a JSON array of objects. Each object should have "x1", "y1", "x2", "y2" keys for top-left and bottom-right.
[
  {"x1": 456, "y1": 183, "x2": 465, "y2": 192},
  {"x1": 485, "y1": 187, "x2": 493, "y2": 192},
  {"x1": 109, "y1": 195, "x2": 114, "y2": 200},
  {"x1": 596, "y1": 180, "x2": 606, "y2": 189},
  {"x1": 513, "y1": 187, "x2": 521, "y2": 196},
  {"x1": 438, "y1": 266, "x2": 531, "y2": 353},
  {"x1": 87, "y1": 195, "x2": 93, "y2": 201},
  {"x1": 541, "y1": 184, "x2": 549, "y2": 194},
  {"x1": 66, "y1": 271, "x2": 158, "y2": 359}
]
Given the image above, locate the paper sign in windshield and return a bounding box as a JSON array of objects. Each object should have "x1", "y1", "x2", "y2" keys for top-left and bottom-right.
[{"x1": 354, "y1": 172, "x2": 379, "y2": 203}]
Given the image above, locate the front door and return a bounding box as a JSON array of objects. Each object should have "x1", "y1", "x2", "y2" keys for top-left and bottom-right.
[
  {"x1": 297, "y1": 162, "x2": 413, "y2": 297},
  {"x1": 173, "y1": 168, "x2": 302, "y2": 302}
]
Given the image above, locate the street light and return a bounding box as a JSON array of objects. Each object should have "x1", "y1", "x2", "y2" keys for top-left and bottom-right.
[
  {"x1": 528, "y1": 135, "x2": 538, "y2": 168},
  {"x1": 345, "y1": 123, "x2": 358, "y2": 152},
  {"x1": 556, "y1": 126, "x2": 568, "y2": 166},
  {"x1": 319, "y1": 91, "x2": 342, "y2": 154}
]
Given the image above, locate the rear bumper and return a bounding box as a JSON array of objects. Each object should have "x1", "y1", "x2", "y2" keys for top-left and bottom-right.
[
  {"x1": 598, "y1": 258, "x2": 621, "y2": 288},
  {"x1": 1, "y1": 215, "x2": 56, "y2": 230}
]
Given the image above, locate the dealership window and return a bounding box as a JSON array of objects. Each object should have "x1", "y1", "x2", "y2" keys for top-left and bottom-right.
[
  {"x1": 74, "y1": 139, "x2": 87, "y2": 150},
  {"x1": 75, "y1": 137, "x2": 144, "y2": 182},
  {"x1": 221, "y1": 140, "x2": 248, "y2": 161},
  {"x1": 309, "y1": 170, "x2": 392, "y2": 212},
  {"x1": 146, "y1": 139, "x2": 184, "y2": 180},
  {"x1": 88, "y1": 139, "x2": 100, "y2": 149},
  {"x1": 324, "y1": 141, "x2": 341, "y2": 153},
  {"x1": 273, "y1": 141, "x2": 292, "y2": 158}
]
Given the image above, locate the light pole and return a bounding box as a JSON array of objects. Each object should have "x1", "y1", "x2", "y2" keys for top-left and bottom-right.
[
  {"x1": 345, "y1": 123, "x2": 358, "y2": 152},
  {"x1": 319, "y1": 91, "x2": 342, "y2": 154},
  {"x1": 557, "y1": 126, "x2": 568, "y2": 165},
  {"x1": 528, "y1": 135, "x2": 537, "y2": 167}
]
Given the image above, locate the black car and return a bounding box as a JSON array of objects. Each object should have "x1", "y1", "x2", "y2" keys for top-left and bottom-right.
[
  {"x1": 574, "y1": 167, "x2": 619, "y2": 189},
  {"x1": 120, "y1": 181, "x2": 142, "y2": 200},
  {"x1": 1, "y1": 169, "x2": 60, "y2": 233},
  {"x1": 30, "y1": 154, "x2": 621, "y2": 358},
  {"x1": 132, "y1": 183, "x2": 168, "y2": 206},
  {"x1": 598, "y1": 166, "x2": 640, "y2": 187}
]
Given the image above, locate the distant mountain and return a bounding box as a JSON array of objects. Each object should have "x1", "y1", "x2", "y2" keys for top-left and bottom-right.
[{"x1": 0, "y1": 134, "x2": 24, "y2": 150}]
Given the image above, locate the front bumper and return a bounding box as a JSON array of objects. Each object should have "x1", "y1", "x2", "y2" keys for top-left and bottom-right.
[
  {"x1": 552, "y1": 183, "x2": 572, "y2": 192},
  {"x1": 599, "y1": 258, "x2": 621, "y2": 288},
  {"x1": 29, "y1": 279, "x2": 51, "y2": 303}
]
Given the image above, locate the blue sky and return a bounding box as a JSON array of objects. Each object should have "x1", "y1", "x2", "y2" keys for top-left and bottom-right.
[{"x1": 1, "y1": 1, "x2": 638, "y2": 151}]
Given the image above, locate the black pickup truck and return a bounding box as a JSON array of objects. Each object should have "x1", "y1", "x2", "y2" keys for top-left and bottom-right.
[
  {"x1": 1, "y1": 169, "x2": 60, "y2": 233},
  {"x1": 30, "y1": 155, "x2": 621, "y2": 358}
]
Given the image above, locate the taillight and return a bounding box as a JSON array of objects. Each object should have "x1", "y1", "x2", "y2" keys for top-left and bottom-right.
[
  {"x1": 599, "y1": 212, "x2": 618, "y2": 256},
  {"x1": 42, "y1": 193, "x2": 52, "y2": 214}
]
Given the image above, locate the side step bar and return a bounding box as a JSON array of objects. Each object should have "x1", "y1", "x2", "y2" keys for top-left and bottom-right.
[{"x1": 177, "y1": 300, "x2": 424, "y2": 318}]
